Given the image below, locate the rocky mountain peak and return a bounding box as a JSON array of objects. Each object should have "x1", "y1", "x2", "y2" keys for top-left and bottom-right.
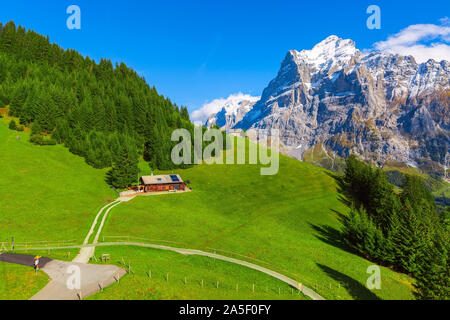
[
  {"x1": 288, "y1": 36, "x2": 359, "y2": 76},
  {"x1": 206, "y1": 35, "x2": 449, "y2": 176}
]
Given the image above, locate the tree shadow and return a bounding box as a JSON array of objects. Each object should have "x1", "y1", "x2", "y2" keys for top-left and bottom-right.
[
  {"x1": 308, "y1": 171, "x2": 355, "y2": 254},
  {"x1": 308, "y1": 221, "x2": 349, "y2": 252},
  {"x1": 324, "y1": 171, "x2": 353, "y2": 208},
  {"x1": 317, "y1": 263, "x2": 381, "y2": 300}
]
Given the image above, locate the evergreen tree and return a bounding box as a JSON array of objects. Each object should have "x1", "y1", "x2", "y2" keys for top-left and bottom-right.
[
  {"x1": 0, "y1": 20, "x2": 196, "y2": 175},
  {"x1": 391, "y1": 201, "x2": 428, "y2": 275},
  {"x1": 414, "y1": 232, "x2": 450, "y2": 300},
  {"x1": 341, "y1": 154, "x2": 447, "y2": 299},
  {"x1": 108, "y1": 143, "x2": 139, "y2": 189},
  {"x1": 8, "y1": 119, "x2": 16, "y2": 130},
  {"x1": 31, "y1": 122, "x2": 42, "y2": 135}
]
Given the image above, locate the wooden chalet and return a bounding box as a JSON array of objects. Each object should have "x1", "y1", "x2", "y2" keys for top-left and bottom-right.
[{"x1": 139, "y1": 174, "x2": 186, "y2": 192}]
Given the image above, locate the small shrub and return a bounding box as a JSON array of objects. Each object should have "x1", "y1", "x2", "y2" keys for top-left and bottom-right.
[
  {"x1": 8, "y1": 119, "x2": 16, "y2": 130},
  {"x1": 31, "y1": 122, "x2": 42, "y2": 135},
  {"x1": 42, "y1": 138, "x2": 57, "y2": 146},
  {"x1": 16, "y1": 126, "x2": 24, "y2": 132},
  {"x1": 30, "y1": 134, "x2": 44, "y2": 144},
  {"x1": 30, "y1": 134, "x2": 56, "y2": 146}
]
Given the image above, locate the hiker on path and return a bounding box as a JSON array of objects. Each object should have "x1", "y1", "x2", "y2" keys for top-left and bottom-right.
[{"x1": 34, "y1": 256, "x2": 41, "y2": 274}]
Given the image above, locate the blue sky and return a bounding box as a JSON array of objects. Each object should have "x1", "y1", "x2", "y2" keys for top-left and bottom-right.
[{"x1": 0, "y1": 0, "x2": 449, "y2": 118}]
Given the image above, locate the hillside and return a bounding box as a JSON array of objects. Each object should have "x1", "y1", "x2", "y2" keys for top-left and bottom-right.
[
  {"x1": 0, "y1": 261, "x2": 49, "y2": 300},
  {"x1": 87, "y1": 246, "x2": 309, "y2": 300},
  {"x1": 0, "y1": 21, "x2": 193, "y2": 189},
  {"x1": 99, "y1": 140, "x2": 415, "y2": 300},
  {"x1": 0, "y1": 119, "x2": 116, "y2": 242}
]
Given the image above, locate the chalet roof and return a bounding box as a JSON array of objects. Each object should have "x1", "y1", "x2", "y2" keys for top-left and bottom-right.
[{"x1": 140, "y1": 174, "x2": 184, "y2": 185}]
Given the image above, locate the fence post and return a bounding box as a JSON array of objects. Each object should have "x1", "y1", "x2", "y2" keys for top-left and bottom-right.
[
  {"x1": 166, "y1": 273, "x2": 169, "y2": 282},
  {"x1": 252, "y1": 284, "x2": 255, "y2": 293}
]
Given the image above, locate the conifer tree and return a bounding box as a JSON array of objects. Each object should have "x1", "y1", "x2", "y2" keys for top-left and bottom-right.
[
  {"x1": 8, "y1": 119, "x2": 16, "y2": 130},
  {"x1": 414, "y1": 231, "x2": 450, "y2": 300},
  {"x1": 108, "y1": 143, "x2": 139, "y2": 188}
]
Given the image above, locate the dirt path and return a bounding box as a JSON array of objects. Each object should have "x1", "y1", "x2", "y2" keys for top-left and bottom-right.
[
  {"x1": 13, "y1": 191, "x2": 325, "y2": 300},
  {"x1": 73, "y1": 200, "x2": 121, "y2": 263},
  {"x1": 9, "y1": 242, "x2": 326, "y2": 300}
]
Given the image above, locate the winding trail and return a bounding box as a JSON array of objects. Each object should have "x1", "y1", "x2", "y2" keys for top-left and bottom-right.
[
  {"x1": 5, "y1": 193, "x2": 325, "y2": 300},
  {"x1": 73, "y1": 200, "x2": 123, "y2": 263},
  {"x1": 11, "y1": 241, "x2": 325, "y2": 300}
]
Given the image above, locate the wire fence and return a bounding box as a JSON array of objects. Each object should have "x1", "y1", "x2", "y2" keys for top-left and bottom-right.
[
  {"x1": 95, "y1": 256, "x2": 309, "y2": 298},
  {"x1": 101, "y1": 236, "x2": 179, "y2": 245},
  {"x1": 97, "y1": 235, "x2": 340, "y2": 294},
  {"x1": 1, "y1": 235, "x2": 350, "y2": 298},
  {"x1": 1, "y1": 239, "x2": 79, "y2": 252}
]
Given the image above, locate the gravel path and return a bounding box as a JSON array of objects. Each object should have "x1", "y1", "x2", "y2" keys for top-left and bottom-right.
[
  {"x1": 9, "y1": 242, "x2": 326, "y2": 300},
  {"x1": 6, "y1": 192, "x2": 325, "y2": 301},
  {"x1": 73, "y1": 200, "x2": 121, "y2": 263},
  {"x1": 0, "y1": 252, "x2": 126, "y2": 300}
]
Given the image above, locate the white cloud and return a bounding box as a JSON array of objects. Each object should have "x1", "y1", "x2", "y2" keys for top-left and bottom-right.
[
  {"x1": 373, "y1": 19, "x2": 450, "y2": 63},
  {"x1": 190, "y1": 92, "x2": 259, "y2": 126}
]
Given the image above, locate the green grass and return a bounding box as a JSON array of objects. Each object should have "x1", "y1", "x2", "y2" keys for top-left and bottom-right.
[
  {"x1": 303, "y1": 143, "x2": 346, "y2": 174},
  {"x1": 1, "y1": 119, "x2": 415, "y2": 300},
  {"x1": 0, "y1": 120, "x2": 117, "y2": 243},
  {"x1": 99, "y1": 140, "x2": 415, "y2": 300},
  {"x1": 87, "y1": 246, "x2": 308, "y2": 300},
  {"x1": 431, "y1": 179, "x2": 450, "y2": 198},
  {"x1": 0, "y1": 261, "x2": 49, "y2": 300}
]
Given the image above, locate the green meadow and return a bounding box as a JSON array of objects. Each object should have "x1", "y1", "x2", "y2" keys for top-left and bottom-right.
[
  {"x1": 87, "y1": 246, "x2": 308, "y2": 300},
  {"x1": 0, "y1": 262, "x2": 49, "y2": 300},
  {"x1": 0, "y1": 119, "x2": 116, "y2": 243},
  {"x1": 1, "y1": 119, "x2": 414, "y2": 300},
  {"x1": 99, "y1": 141, "x2": 415, "y2": 300}
]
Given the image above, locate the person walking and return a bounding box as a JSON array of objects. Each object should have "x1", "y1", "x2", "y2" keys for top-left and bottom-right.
[{"x1": 34, "y1": 256, "x2": 41, "y2": 275}]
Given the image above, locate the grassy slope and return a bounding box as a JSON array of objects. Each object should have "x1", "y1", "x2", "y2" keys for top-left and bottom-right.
[
  {"x1": 0, "y1": 262, "x2": 49, "y2": 300},
  {"x1": 0, "y1": 120, "x2": 414, "y2": 300},
  {"x1": 88, "y1": 246, "x2": 308, "y2": 300},
  {"x1": 100, "y1": 142, "x2": 414, "y2": 300},
  {"x1": 0, "y1": 120, "x2": 116, "y2": 243}
]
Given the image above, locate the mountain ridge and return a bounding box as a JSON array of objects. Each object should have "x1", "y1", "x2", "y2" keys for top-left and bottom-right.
[{"x1": 207, "y1": 35, "x2": 449, "y2": 176}]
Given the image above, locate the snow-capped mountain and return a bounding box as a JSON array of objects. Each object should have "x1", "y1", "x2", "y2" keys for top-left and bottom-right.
[
  {"x1": 219, "y1": 35, "x2": 450, "y2": 175},
  {"x1": 205, "y1": 95, "x2": 260, "y2": 129}
]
